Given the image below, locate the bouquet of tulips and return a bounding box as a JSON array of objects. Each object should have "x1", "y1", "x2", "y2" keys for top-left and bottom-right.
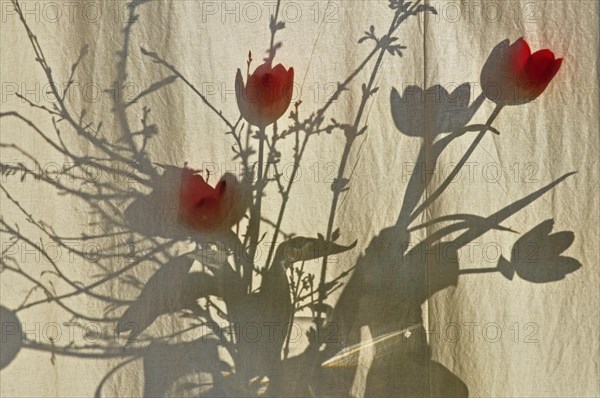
[{"x1": 0, "y1": 0, "x2": 579, "y2": 397}]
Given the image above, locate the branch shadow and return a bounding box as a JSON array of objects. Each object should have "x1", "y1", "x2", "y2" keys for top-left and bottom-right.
[{"x1": 0, "y1": 0, "x2": 582, "y2": 396}]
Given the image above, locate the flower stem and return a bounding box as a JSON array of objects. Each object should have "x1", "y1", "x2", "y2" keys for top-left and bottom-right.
[
  {"x1": 246, "y1": 126, "x2": 266, "y2": 291},
  {"x1": 396, "y1": 93, "x2": 486, "y2": 227},
  {"x1": 408, "y1": 104, "x2": 504, "y2": 224}
]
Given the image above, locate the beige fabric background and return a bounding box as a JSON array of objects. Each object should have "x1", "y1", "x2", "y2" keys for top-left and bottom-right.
[{"x1": 1, "y1": 0, "x2": 598, "y2": 397}]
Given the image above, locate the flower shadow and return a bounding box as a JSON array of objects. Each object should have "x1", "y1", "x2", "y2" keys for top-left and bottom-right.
[
  {"x1": 498, "y1": 219, "x2": 581, "y2": 283},
  {"x1": 275, "y1": 73, "x2": 580, "y2": 395},
  {"x1": 390, "y1": 83, "x2": 478, "y2": 138},
  {"x1": 0, "y1": 2, "x2": 581, "y2": 397}
]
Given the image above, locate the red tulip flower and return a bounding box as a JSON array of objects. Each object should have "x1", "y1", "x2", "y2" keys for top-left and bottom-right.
[
  {"x1": 178, "y1": 169, "x2": 246, "y2": 232},
  {"x1": 481, "y1": 38, "x2": 563, "y2": 105},
  {"x1": 236, "y1": 61, "x2": 294, "y2": 128}
]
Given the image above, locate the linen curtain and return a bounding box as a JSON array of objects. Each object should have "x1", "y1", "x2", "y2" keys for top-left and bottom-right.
[{"x1": 1, "y1": 0, "x2": 598, "y2": 397}]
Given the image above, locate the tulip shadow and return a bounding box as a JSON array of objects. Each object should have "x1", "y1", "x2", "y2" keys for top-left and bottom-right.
[
  {"x1": 496, "y1": 219, "x2": 581, "y2": 284},
  {"x1": 327, "y1": 85, "x2": 579, "y2": 397},
  {"x1": 275, "y1": 82, "x2": 580, "y2": 397},
  {"x1": 99, "y1": 25, "x2": 580, "y2": 398},
  {"x1": 390, "y1": 84, "x2": 486, "y2": 224},
  {"x1": 1, "y1": 2, "x2": 583, "y2": 396}
]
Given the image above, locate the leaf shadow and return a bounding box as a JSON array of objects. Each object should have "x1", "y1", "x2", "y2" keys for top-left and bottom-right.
[{"x1": 0, "y1": 1, "x2": 583, "y2": 396}]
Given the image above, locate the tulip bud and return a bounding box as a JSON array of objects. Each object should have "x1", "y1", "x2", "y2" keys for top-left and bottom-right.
[
  {"x1": 236, "y1": 61, "x2": 294, "y2": 128},
  {"x1": 178, "y1": 169, "x2": 248, "y2": 232},
  {"x1": 481, "y1": 38, "x2": 562, "y2": 106}
]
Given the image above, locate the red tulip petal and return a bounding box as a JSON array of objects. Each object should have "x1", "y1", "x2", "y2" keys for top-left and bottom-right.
[
  {"x1": 481, "y1": 37, "x2": 562, "y2": 105},
  {"x1": 251, "y1": 62, "x2": 268, "y2": 76},
  {"x1": 526, "y1": 49, "x2": 559, "y2": 83},
  {"x1": 512, "y1": 37, "x2": 531, "y2": 54},
  {"x1": 286, "y1": 67, "x2": 294, "y2": 89},
  {"x1": 180, "y1": 171, "x2": 214, "y2": 208},
  {"x1": 508, "y1": 37, "x2": 531, "y2": 69},
  {"x1": 272, "y1": 63, "x2": 288, "y2": 75},
  {"x1": 236, "y1": 61, "x2": 294, "y2": 127},
  {"x1": 532, "y1": 49, "x2": 556, "y2": 61}
]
